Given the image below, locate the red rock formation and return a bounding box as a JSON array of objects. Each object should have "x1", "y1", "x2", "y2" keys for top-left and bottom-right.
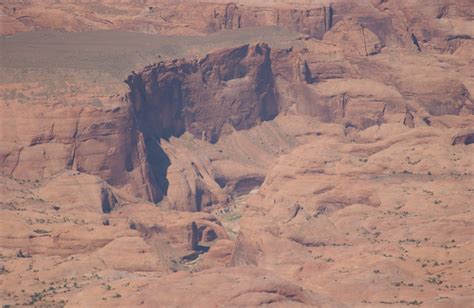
[
  {"x1": 125, "y1": 43, "x2": 278, "y2": 143},
  {"x1": 2, "y1": 37, "x2": 472, "y2": 208},
  {"x1": 1, "y1": 1, "x2": 473, "y2": 305},
  {"x1": 3, "y1": 0, "x2": 472, "y2": 54}
]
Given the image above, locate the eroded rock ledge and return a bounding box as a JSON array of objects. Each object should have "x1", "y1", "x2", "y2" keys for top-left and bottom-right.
[
  {"x1": 125, "y1": 43, "x2": 278, "y2": 143},
  {"x1": 1, "y1": 39, "x2": 473, "y2": 211}
]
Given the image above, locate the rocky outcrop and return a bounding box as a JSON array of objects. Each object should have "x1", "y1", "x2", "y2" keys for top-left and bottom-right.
[
  {"x1": 2, "y1": 36, "x2": 472, "y2": 209},
  {"x1": 119, "y1": 43, "x2": 280, "y2": 209},
  {"x1": 1, "y1": 1, "x2": 474, "y2": 306},
  {"x1": 0, "y1": 44, "x2": 280, "y2": 207},
  {"x1": 0, "y1": 100, "x2": 171, "y2": 203},
  {"x1": 452, "y1": 130, "x2": 474, "y2": 145},
  {"x1": 209, "y1": 3, "x2": 335, "y2": 39},
  {"x1": 121, "y1": 204, "x2": 228, "y2": 257},
  {"x1": 125, "y1": 43, "x2": 278, "y2": 143},
  {"x1": 323, "y1": 20, "x2": 384, "y2": 56},
  {"x1": 230, "y1": 124, "x2": 474, "y2": 305},
  {"x1": 3, "y1": 0, "x2": 473, "y2": 53},
  {"x1": 370, "y1": 0, "x2": 474, "y2": 52}
]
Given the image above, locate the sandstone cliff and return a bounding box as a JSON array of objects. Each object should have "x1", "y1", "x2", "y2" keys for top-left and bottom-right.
[
  {"x1": 2, "y1": 38, "x2": 473, "y2": 211},
  {"x1": 2, "y1": 0, "x2": 473, "y2": 53},
  {"x1": 1, "y1": 1, "x2": 473, "y2": 306}
]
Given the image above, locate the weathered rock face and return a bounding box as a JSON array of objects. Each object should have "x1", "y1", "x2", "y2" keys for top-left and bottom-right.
[
  {"x1": 207, "y1": 2, "x2": 335, "y2": 39},
  {"x1": 1, "y1": 103, "x2": 127, "y2": 185},
  {"x1": 323, "y1": 20, "x2": 384, "y2": 56},
  {"x1": 125, "y1": 43, "x2": 277, "y2": 143},
  {"x1": 116, "y1": 43, "x2": 280, "y2": 209},
  {"x1": 452, "y1": 130, "x2": 474, "y2": 145},
  {"x1": 370, "y1": 0, "x2": 474, "y2": 52},
  {"x1": 272, "y1": 39, "x2": 473, "y2": 129},
  {"x1": 4, "y1": 0, "x2": 471, "y2": 54},
  {"x1": 1, "y1": 1, "x2": 335, "y2": 39},
  {"x1": 0, "y1": 43, "x2": 282, "y2": 210},
  {"x1": 0, "y1": 100, "x2": 173, "y2": 203},
  {"x1": 1, "y1": 37, "x2": 472, "y2": 209}
]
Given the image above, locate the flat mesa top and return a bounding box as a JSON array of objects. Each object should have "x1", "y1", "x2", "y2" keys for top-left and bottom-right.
[
  {"x1": 0, "y1": 27, "x2": 301, "y2": 104},
  {"x1": 0, "y1": 27, "x2": 300, "y2": 74}
]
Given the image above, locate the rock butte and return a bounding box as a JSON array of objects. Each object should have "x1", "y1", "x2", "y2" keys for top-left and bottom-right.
[{"x1": 0, "y1": 0, "x2": 473, "y2": 307}]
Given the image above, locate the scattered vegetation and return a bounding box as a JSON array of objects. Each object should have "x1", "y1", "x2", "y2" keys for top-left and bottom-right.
[
  {"x1": 427, "y1": 276, "x2": 443, "y2": 285},
  {"x1": 0, "y1": 265, "x2": 8, "y2": 274}
]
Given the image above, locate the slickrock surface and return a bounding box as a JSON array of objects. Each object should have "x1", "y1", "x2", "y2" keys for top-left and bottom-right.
[{"x1": 0, "y1": 0, "x2": 473, "y2": 307}]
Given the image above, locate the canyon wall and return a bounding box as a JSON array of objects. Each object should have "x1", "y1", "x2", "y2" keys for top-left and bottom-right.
[
  {"x1": 2, "y1": 38, "x2": 473, "y2": 211},
  {"x1": 2, "y1": 0, "x2": 473, "y2": 52},
  {"x1": 125, "y1": 43, "x2": 278, "y2": 143}
]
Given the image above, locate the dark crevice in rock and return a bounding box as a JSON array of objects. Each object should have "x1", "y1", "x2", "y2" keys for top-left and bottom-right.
[
  {"x1": 195, "y1": 187, "x2": 203, "y2": 212},
  {"x1": 122, "y1": 44, "x2": 280, "y2": 204},
  {"x1": 403, "y1": 107, "x2": 415, "y2": 128},
  {"x1": 411, "y1": 33, "x2": 422, "y2": 52},
  {"x1": 143, "y1": 137, "x2": 171, "y2": 200},
  {"x1": 287, "y1": 203, "x2": 302, "y2": 222},
  {"x1": 452, "y1": 133, "x2": 474, "y2": 145},
  {"x1": 10, "y1": 147, "x2": 23, "y2": 176},
  {"x1": 100, "y1": 186, "x2": 117, "y2": 214},
  {"x1": 302, "y1": 61, "x2": 318, "y2": 84},
  {"x1": 125, "y1": 43, "x2": 277, "y2": 144},
  {"x1": 324, "y1": 5, "x2": 333, "y2": 32},
  {"x1": 67, "y1": 115, "x2": 81, "y2": 170},
  {"x1": 255, "y1": 45, "x2": 279, "y2": 122},
  {"x1": 447, "y1": 34, "x2": 471, "y2": 41},
  {"x1": 215, "y1": 177, "x2": 227, "y2": 189},
  {"x1": 181, "y1": 251, "x2": 202, "y2": 262},
  {"x1": 422, "y1": 117, "x2": 431, "y2": 126},
  {"x1": 340, "y1": 93, "x2": 349, "y2": 118},
  {"x1": 233, "y1": 176, "x2": 265, "y2": 197}
]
